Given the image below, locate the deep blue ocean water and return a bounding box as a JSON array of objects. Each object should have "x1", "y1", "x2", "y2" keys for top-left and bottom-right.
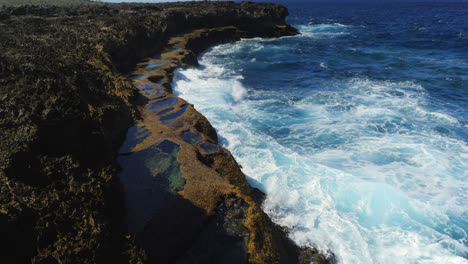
[{"x1": 173, "y1": 2, "x2": 468, "y2": 263}]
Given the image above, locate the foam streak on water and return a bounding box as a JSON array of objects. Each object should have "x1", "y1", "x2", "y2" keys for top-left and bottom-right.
[{"x1": 174, "y1": 4, "x2": 468, "y2": 263}]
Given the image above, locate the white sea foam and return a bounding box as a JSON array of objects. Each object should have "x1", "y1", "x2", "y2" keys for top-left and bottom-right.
[
  {"x1": 231, "y1": 80, "x2": 248, "y2": 102},
  {"x1": 298, "y1": 23, "x2": 350, "y2": 38},
  {"x1": 173, "y1": 39, "x2": 468, "y2": 264}
]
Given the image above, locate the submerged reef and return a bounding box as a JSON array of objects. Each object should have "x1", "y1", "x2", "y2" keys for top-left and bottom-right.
[{"x1": 0, "y1": 1, "x2": 333, "y2": 263}]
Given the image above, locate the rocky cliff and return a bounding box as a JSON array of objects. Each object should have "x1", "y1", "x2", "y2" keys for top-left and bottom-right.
[{"x1": 0, "y1": 2, "x2": 333, "y2": 263}]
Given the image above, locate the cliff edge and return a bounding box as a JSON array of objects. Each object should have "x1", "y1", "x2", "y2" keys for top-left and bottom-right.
[{"x1": 0, "y1": 2, "x2": 333, "y2": 263}]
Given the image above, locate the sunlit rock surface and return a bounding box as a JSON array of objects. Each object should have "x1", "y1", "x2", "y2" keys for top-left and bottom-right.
[{"x1": 0, "y1": 1, "x2": 333, "y2": 263}]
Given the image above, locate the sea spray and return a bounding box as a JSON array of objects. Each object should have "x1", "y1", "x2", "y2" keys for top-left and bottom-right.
[
  {"x1": 231, "y1": 79, "x2": 248, "y2": 102},
  {"x1": 174, "y1": 3, "x2": 468, "y2": 263}
]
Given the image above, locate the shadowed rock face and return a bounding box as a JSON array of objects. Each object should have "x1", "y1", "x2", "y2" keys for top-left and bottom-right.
[{"x1": 0, "y1": 2, "x2": 334, "y2": 264}]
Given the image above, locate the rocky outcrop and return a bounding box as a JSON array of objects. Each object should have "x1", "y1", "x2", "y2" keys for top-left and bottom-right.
[{"x1": 0, "y1": 2, "x2": 332, "y2": 264}]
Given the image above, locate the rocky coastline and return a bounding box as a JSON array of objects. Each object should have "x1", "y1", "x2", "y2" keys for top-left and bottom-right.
[{"x1": 0, "y1": 2, "x2": 334, "y2": 263}]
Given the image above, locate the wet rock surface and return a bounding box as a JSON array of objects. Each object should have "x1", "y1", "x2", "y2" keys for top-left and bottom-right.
[{"x1": 0, "y1": 1, "x2": 332, "y2": 264}]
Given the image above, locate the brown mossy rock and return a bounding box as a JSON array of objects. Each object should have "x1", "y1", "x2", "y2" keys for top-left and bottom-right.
[
  {"x1": 176, "y1": 196, "x2": 250, "y2": 264},
  {"x1": 0, "y1": 1, "x2": 322, "y2": 264},
  {"x1": 299, "y1": 246, "x2": 336, "y2": 264}
]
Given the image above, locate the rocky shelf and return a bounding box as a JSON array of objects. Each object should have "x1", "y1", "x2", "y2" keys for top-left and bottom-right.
[{"x1": 0, "y1": 2, "x2": 334, "y2": 263}]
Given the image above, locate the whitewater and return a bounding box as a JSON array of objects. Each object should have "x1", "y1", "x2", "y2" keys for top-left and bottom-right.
[{"x1": 173, "y1": 3, "x2": 468, "y2": 263}]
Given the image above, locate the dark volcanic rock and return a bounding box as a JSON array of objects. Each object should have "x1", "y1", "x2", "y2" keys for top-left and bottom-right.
[{"x1": 0, "y1": 2, "x2": 331, "y2": 264}]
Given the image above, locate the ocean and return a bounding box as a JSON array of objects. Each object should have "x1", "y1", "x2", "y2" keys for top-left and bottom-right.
[{"x1": 173, "y1": 2, "x2": 468, "y2": 263}]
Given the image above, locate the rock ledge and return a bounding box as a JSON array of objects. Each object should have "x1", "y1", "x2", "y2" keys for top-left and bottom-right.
[{"x1": 0, "y1": 2, "x2": 333, "y2": 263}]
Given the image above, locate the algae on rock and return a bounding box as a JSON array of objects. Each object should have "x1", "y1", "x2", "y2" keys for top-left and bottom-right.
[{"x1": 0, "y1": 2, "x2": 333, "y2": 264}]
